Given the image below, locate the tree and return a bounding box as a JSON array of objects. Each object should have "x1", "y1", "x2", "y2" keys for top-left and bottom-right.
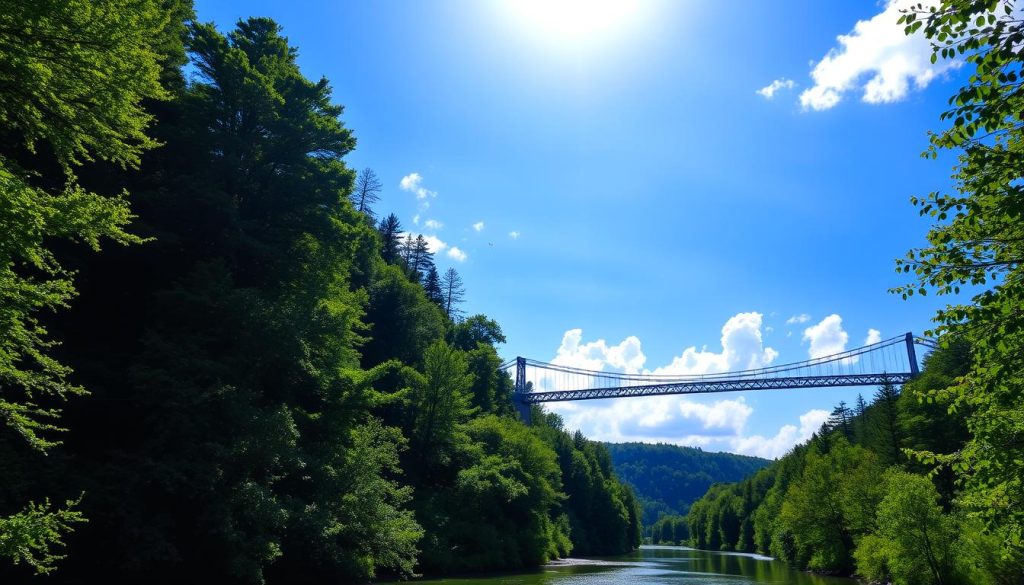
[
  {"x1": 853, "y1": 393, "x2": 868, "y2": 444},
  {"x1": 870, "y1": 379, "x2": 903, "y2": 466},
  {"x1": 448, "y1": 314, "x2": 506, "y2": 351},
  {"x1": 406, "y1": 235, "x2": 434, "y2": 282},
  {"x1": 440, "y1": 267, "x2": 466, "y2": 320},
  {"x1": 896, "y1": 1, "x2": 1024, "y2": 561},
  {"x1": 352, "y1": 167, "x2": 383, "y2": 218},
  {"x1": 407, "y1": 341, "x2": 475, "y2": 470},
  {"x1": 828, "y1": 401, "x2": 853, "y2": 440},
  {"x1": 423, "y1": 265, "x2": 443, "y2": 305},
  {"x1": 854, "y1": 471, "x2": 961, "y2": 585},
  {"x1": 0, "y1": 0, "x2": 179, "y2": 572},
  {"x1": 377, "y1": 213, "x2": 403, "y2": 263},
  {"x1": 778, "y1": 439, "x2": 884, "y2": 572}
]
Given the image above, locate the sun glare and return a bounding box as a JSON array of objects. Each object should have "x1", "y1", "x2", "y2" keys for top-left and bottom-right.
[{"x1": 501, "y1": 0, "x2": 645, "y2": 48}]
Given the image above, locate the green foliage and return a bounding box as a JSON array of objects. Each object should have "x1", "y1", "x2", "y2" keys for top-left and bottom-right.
[
  {"x1": 415, "y1": 415, "x2": 573, "y2": 572},
  {"x1": 604, "y1": 441, "x2": 769, "y2": 525},
  {"x1": 534, "y1": 417, "x2": 642, "y2": 556},
  {"x1": 854, "y1": 470, "x2": 968, "y2": 585},
  {"x1": 408, "y1": 341, "x2": 476, "y2": 470},
  {"x1": 895, "y1": 0, "x2": 1024, "y2": 560},
  {"x1": 0, "y1": 0, "x2": 170, "y2": 170},
  {"x1": 0, "y1": 168, "x2": 141, "y2": 450},
  {"x1": 778, "y1": 439, "x2": 883, "y2": 572},
  {"x1": 0, "y1": 0, "x2": 181, "y2": 575},
  {"x1": 0, "y1": 498, "x2": 85, "y2": 575}
]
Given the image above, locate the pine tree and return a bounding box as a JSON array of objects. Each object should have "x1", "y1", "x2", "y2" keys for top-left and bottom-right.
[
  {"x1": 409, "y1": 235, "x2": 435, "y2": 282},
  {"x1": 423, "y1": 266, "x2": 443, "y2": 305},
  {"x1": 440, "y1": 267, "x2": 466, "y2": 321},
  {"x1": 377, "y1": 213, "x2": 403, "y2": 263},
  {"x1": 853, "y1": 394, "x2": 868, "y2": 445},
  {"x1": 870, "y1": 379, "x2": 903, "y2": 466},
  {"x1": 352, "y1": 167, "x2": 383, "y2": 219},
  {"x1": 828, "y1": 402, "x2": 853, "y2": 441}
]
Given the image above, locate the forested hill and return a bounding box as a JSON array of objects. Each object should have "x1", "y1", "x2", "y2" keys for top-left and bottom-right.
[{"x1": 605, "y1": 442, "x2": 769, "y2": 525}]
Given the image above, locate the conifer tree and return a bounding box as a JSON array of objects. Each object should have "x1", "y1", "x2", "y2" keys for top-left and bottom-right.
[
  {"x1": 352, "y1": 167, "x2": 383, "y2": 218},
  {"x1": 377, "y1": 213, "x2": 403, "y2": 263},
  {"x1": 440, "y1": 267, "x2": 466, "y2": 320}
]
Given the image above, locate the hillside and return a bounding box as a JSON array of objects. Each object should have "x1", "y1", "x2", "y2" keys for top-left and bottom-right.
[{"x1": 604, "y1": 442, "x2": 770, "y2": 525}]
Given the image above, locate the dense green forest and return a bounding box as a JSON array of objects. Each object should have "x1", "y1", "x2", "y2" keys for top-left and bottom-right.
[
  {"x1": 0, "y1": 2, "x2": 640, "y2": 582},
  {"x1": 604, "y1": 442, "x2": 768, "y2": 526},
  {"x1": 681, "y1": 345, "x2": 1021, "y2": 584}
]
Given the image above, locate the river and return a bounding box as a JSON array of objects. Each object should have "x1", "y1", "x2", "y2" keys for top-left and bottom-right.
[{"x1": 387, "y1": 545, "x2": 858, "y2": 585}]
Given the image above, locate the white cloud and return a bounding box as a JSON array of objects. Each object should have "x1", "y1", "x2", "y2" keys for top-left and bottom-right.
[
  {"x1": 473, "y1": 221, "x2": 485, "y2": 232},
  {"x1": 540, "y1": 314, "x2": 839, "y2": 456},
  {"x1": 446, "y1": 246, "x2": 468, "y2": 262},
  {"x1": 730, "y1": 409, "x2": 830, "y2": 459},
  {"x1": 786, "y1": 313, "x2": 811, "y2": 325},
  {"x1": 548, "y1": 395, "x2": 754, "y2": 447},
  {"x1": 412, "y1": 214, "x2": 420, "y2": 225},
  {"x1": 865, "y1": 328, "x2": 882, "y2": 345},
  {"x1": 757, "y1": 78, "x2": 796, "y2": 99},
  {"x1": 553, "y1": 329, "x2": 647, "y2": 374},
  {"x1": 803, "y1": 314, "x2": 849, "y2": 359},
  {"x1": 399, "y1": 172, "x2": 438, "y2": 200},
  {"x1": 799, "y1": 0, "x2": 958, "y2": 111},
  {"x1": 509, "y1": 231, "x2": 520, "y2": 239},
  {"x1": 651, "y1": 312, "x2": 778, "y2": 376},
  {"x1": 424, "y1": 219, "x2": 443, "y2": 230}
]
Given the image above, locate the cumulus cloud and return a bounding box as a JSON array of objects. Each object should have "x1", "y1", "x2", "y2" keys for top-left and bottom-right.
[
  {"x1": 865, "y1": 328, "x2": 882, "y2": 345},
  {"x1": 803, "y1": 314, "x2": 849, "y2": 359},
  {"x1": 541, "y1": 313, "x2": 838, "y2": 456},
  {"x1": 786, "y1": 313, "x2": 811, "y2": 325},
  {"x1": 548, "y1": 395, "x2": 754, "y2": 447},
  {"x1": 509, "y1": 231, "x2": 520, "y2": 239},
  {"x1": 399, "y1": 172, "x2": 437, "y2": 200},
  {"x1": 424, "y1": 219, "x2": 443, "y2": 230},
  {"x1": 798, "y1": 0, "x2": 958, "y2": 111},
  {"x1": 651, "y1": 312, "x2": 778, "y2": 376},
  {"x1": 446, "y1": 246, "x2": 468, "y2": 262},
  {"x1": 552, "y1": 329, "x2": 647, "y2": 374},
  {"x1": 473, "y1": 221, "x2": 485, "y2": 232},
  {"x1": 412, "y1": 214, "x2": 420, "y2": 225},
  {"x1": 757, "y1": 78, "x2": 796, "y2": 99},
  {"x1": 548, "y1": 396, "x2": 829, "y2": 459},
  {"x1": 730, "y1": 409, "x2": 830, "y2": 459}
]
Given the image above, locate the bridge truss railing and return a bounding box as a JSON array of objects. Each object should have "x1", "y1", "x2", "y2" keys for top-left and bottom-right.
[{"x1": 501, "y1": 333, "x2": 937, "y2": 407}]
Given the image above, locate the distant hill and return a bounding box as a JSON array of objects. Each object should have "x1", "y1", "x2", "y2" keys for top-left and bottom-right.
[{"x1": 604, "y1": 442, "x2": 770, "y2": 525}]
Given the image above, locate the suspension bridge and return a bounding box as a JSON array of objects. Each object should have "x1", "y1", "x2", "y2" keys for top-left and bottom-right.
[{"x1": 501, "y1": 332, "x2": 937, "y2": 422}]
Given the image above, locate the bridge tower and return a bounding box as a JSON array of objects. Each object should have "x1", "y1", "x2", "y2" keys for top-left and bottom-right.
[{"x1": 512, "y1": 357, "x2": 531, "y2": 424}]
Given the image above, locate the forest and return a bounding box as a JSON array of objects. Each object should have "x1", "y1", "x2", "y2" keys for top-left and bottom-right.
[
  {"x1": 0, "y1": 2, "x2": 641, "y2": 583},
  {"x1": 604, "y1": 442, "x2": 768, "y2": 526},
  {"x1": 679, "y1": 346, "x2": 1021, "y2": 584}
]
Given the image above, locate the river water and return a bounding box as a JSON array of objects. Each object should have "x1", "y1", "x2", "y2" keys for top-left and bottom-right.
[{"x1": 389, "y1": 545, "x2": 857, "y2": 585}]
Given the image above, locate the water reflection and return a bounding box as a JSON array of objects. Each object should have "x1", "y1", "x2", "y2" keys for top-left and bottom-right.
[{"x1": 383, "y1": 545, "x2": 857, "y2": 585}]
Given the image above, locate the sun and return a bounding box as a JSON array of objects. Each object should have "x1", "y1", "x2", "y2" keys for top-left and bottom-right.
[{"x1": 500, "y1": 0, "x2": 645, "y2": 48}]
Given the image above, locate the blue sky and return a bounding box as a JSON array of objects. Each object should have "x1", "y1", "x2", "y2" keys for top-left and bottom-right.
[{"x1": 195, "y1": 0, "x2": 967, "y2": 458}]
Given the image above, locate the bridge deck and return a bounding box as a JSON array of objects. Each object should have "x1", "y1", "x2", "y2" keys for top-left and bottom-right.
[{"x1": 518, "y1": 372, "x2": 914, "y2": 403}]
